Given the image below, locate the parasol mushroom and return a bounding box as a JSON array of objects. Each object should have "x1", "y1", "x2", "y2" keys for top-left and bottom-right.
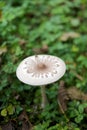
[{"x1": 16, "y1": 54, "x2": 66, "y2": 108}]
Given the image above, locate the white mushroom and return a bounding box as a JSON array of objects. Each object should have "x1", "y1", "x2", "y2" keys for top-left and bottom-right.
[{"x1": 16, "y1": 54, "x2": 66, "y2": 108}]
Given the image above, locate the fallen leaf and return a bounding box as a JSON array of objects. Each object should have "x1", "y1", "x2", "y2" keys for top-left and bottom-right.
[
  {"x1": 69, "y1": 32, "x2": 80, "y2": 38},
  {"x1": 22, "y1": 121, "x2": 32, "y2": 130},
  {"x1": 67, "y1": 87, "x2": 87, "y2": 101},
  {"x1": 60, "y1": 32, "x2": 80, "y2": 41},
  {"x1": 19, "y1": 39, "x2": 26, "y2": 45},
  {"x1": 18, "y1": 111, "x2": 33, "y2": 130},
  {"x1": 58, "y1": 81, "x2": 69, "y2": 113},
  {"x1": 71, "y1": 70, "x2": 83, "y2": 81},
  {"x1": 41, "y1": 44, "x2": 48, "y2": 53},
  {"x1": 1, "y1": 121, "x2": 15, "y2": 130},
  {"x1": 33, "y1": 44, "x2": 48, "y2": 54}
]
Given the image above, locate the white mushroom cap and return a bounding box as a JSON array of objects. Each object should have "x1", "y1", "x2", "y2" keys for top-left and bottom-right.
[{"x1": 16, "y1": 55, "x2": 66, "y2": 86}]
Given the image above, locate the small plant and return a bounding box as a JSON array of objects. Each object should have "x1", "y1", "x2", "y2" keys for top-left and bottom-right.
[{"x1": 68, "y1": 100, "x2": 87, "y2": 124}]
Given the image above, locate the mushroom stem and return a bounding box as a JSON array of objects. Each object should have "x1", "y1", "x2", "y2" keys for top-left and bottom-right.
[{"x1": 40, "y1": 86, "x2": 48, "y2": 108}]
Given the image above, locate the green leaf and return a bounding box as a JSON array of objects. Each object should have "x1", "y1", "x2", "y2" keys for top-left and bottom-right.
[
  {"x1": 3, "y1": 62, "x2": 16, "y2": 74},
  {"x1": 15, "y1": 46, "x2": 23, "y2": 56},
  {"x1": 74, "y1": 128, "x2": 80, "y2": 130},
  {"x1": 7, "y1": 104, "x2": 15, "y2": 115},
  {"x1": 71, "y1": 45, "x2": 79, "y2": 52},
  {"x1": 1, "y1": 108, "x2": 7, "y2": 117},
  {"x1": 78, "y1": 105, "x2": 84, "y2": 114},
  {"x1": 0, "y1": 1, "x2": 5, "y2": 8},
  {"x1": 70, "y1": 109, "x2": 78, "y2": 118},
  {"x1": 71, "y1": 19, "x2": 80, "y2": 27},
  {"x1": 75, "y1": 115, "x2": 83, "y2": 123},
  {"x1": 15, "y1": 105, "x2": 23, "y2": 115}
]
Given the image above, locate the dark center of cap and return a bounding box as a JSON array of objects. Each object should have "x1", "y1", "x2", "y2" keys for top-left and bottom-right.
[{"x1": 37, "y1": 63, "x2": 47, "y2": 70}]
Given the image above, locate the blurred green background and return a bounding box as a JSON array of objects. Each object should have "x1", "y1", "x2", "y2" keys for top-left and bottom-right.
[{"x1": 0, "y1": 0, "x2": 87, "y2": 129}]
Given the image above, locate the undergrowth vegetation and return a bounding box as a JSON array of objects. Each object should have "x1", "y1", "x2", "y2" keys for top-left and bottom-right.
[{"x1": 0, "y1": 0, "x2": 87, "y2": 129}]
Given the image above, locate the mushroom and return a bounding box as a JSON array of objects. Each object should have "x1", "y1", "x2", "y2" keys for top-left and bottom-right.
[{"x1": 16, "y1": 54, "x2": 66, "y2": 108}]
